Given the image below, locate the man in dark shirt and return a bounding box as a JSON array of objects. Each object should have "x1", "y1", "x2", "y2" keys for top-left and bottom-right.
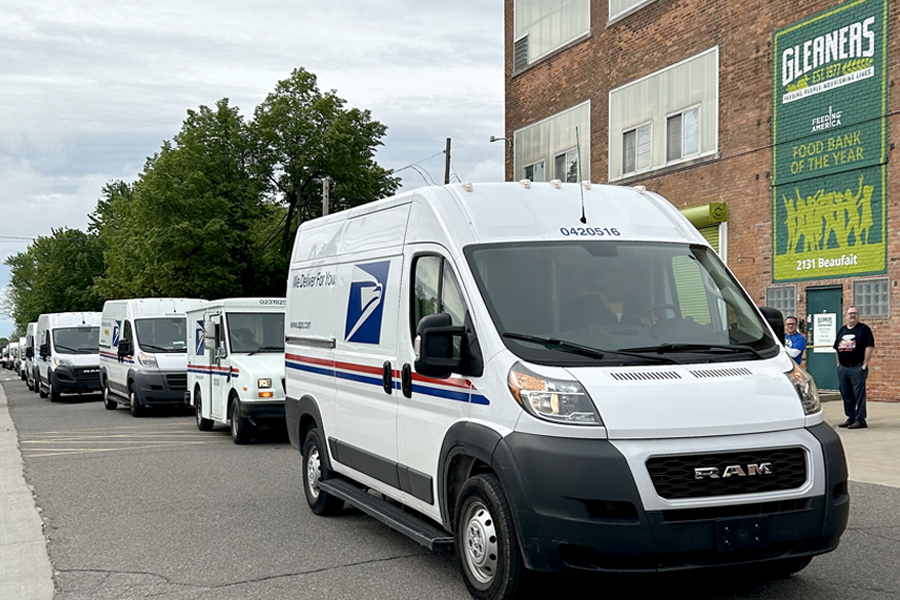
[{"x1": 833, "y1": 306, "x2": 875, "y2": 429}]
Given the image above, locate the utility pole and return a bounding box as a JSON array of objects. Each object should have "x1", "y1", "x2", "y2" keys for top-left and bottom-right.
[
  {"x1": 444, "y1": 138, "x2": 451, "y2": 185},
  {"x1": 322, "y1": 179, "x2": 330, "y2": 217}
]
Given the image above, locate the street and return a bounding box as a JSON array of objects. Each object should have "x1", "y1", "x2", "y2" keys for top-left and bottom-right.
[{"x1": 4, "y1": 373, "x2": 900, "y2": 600}]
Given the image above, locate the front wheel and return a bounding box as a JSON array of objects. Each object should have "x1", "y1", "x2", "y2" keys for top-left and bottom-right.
[
  {"x1": 38, "y1": 374, "x2": 48, "y2": 398},
  {"x1": 195, "y1": 390, "x2": 213, "y2": 431},
  {"x1": 455, "y1": 474, "x2": 525, "y2": 600},
  {"x1": 49, "y1": 378, "x2": 61, "y2": 402},
  {"x1": 129, "y1": 384, "x2": 144, "y2": 417},
  {"x1": 302, "y1": 428, "x2": 343, "y2": 516},
  {"x1": 103, "y1": 383, "x2": 117, "y2": 410},
  {"x1": 230, "y1": 400, "x2": 252, "y2": 444}
]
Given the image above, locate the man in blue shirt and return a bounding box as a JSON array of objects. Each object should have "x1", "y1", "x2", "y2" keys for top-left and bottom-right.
[{"x1": 784, "y1": 315, "x2": 807, "y2": 365}]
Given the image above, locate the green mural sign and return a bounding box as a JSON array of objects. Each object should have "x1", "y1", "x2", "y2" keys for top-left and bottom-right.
[{"x1": 772, "y1": 0, "x2": 889, "y2": 282}]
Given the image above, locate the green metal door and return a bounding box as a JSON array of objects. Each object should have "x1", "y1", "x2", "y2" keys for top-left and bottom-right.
[{"x1": 806, "y1": 287, "x2": 842, "y2": 390}]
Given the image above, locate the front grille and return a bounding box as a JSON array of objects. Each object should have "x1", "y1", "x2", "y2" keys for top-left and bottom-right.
[
  {"x1": 166, "y1": 373, "x2": 187, "y2": 390},
  {"x1": 646, "y1": 448, "x2": 807, "y2": 500},
  {"x1": 74, "y1": 368, "x2": 101, "y2": 381}
]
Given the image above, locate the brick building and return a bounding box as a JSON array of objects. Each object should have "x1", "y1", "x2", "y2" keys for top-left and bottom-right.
[{"x1": 503, "y1": 0, "x2": 899, "y2": 400}]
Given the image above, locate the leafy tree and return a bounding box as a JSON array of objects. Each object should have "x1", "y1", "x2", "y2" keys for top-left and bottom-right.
[{"x1": 251, "y1": 68, "x2": 399, "y2": 258}]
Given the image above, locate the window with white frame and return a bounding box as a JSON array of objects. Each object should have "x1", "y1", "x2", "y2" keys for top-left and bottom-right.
[
  {"x1": 667, "y1": 106, "x2": 700, "y2": 162},
  {"x1": 524, "y1": 160, "x2": 545, "y2": 183},
  {"x1": 853, "y1": 277, "x2": 890, "y2": 318},
  {"x1": 609, "y1": 0, "x2": 659, "y2": 22},
  {"x1": 609, "y1": 48, "x2": 718, "y2": 180},
  {"x1": 554, "y1": 148, "x2": 579, "y2": 182},
  {"x1": 514, "y1": 101, "x2": 590, "y2": 183},
  {"x1": 514, "y1": 0, "x2": 590, "y2": 70},
  {"x1": 766, "y1": 286, "x2": 796, "y2": 319},
  {"x1": 622, "y1": 123, "x2": 651, "y2": 175}
]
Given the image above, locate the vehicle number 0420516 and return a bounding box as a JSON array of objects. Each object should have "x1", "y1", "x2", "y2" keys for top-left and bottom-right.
[{"x1": 560, "y1": 227, "x2": 621, "y2": 237}]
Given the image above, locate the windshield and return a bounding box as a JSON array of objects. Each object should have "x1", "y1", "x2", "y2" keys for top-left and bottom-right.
[
  {"x1": 465, "y1": 241, "x2": 778, "y2": 366},
  {"x1": 226, "y1": 312, "x2": 285, "y2": 354},
  {"x1": 52, "y1": 327, "x2": 100, "y2": 354},
  {"x1": 135, "y1": 318, "x2": 187, "y2": 353}
]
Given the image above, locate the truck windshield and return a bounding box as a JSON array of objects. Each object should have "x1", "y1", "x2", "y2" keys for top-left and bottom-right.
[
  {"x1": 465, "y1": 241, "x2": 779, "y2": 366},
  {"x1": 52, "y1": 327, "x2": 100, "y2": 354},
  {"x1": 226, "y1": 312, "x2": 285, "y2": 354},
  {"x1": 135, "y1": 318, "x2": 187, "y2": 353}
]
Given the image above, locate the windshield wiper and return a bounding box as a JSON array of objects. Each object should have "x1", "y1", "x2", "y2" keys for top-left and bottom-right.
[
  {"x1": 502, "y1": 332, "x2": 678, "y2": 364},
  {"x1": 619, "y1": 343, "x2": 765, "y2": 359},
  {"x1": 248, "y1": 346, "x2": 284, "y2": 356},
  {"x1": 139, "y1": 343, "x2": 185, "y2": 353},
  {"x1": 54, "y1": 344, "x2": 78, "y2": 352}
]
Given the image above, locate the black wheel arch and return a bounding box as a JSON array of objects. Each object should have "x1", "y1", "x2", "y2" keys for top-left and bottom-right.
[{"x1": 295, "y1": 395, "x2": 331, "y2": 471}]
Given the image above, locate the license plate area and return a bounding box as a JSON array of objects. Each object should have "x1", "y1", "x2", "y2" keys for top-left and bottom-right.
[{"x1": 716, "y1": 518, "x2": 768, "y2": 552}]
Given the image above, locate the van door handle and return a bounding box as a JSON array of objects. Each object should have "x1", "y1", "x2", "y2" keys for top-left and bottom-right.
[
  {"x1": 382, "y1": 361, "x2": 393, "y2": 394},
  {"x1": 401, "y1": 364, "x2": 412, "y2": 399}
]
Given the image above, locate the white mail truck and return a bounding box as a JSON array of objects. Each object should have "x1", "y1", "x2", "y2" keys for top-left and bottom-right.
[
  {"x1": 25, "y1": 322, "x2": 38, "y2": 391},
  {"x1": 284, "y1": 182, "x2": 849, "y2": 600},
  {"x1": 36, "y1": 312, "x2": 102, "y2": 401},
  {"x1": 99, "y1": 298, "x2": 205, "y2": 416},
  {"x1": 186, "y1": 298, "x2": 286, "y2": 444}
]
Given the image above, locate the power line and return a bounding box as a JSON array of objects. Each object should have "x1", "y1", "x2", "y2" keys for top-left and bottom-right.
[
  {"x1": 0, "y1": 235, "x2": 35, "y2": 241},
  {"x1": 391, "y1": 149, "x2": 445, "y2": 175}
]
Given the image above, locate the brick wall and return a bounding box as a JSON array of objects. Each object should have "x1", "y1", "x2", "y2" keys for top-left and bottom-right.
[{"x1": 506, "y1": 0, "x2": 900, "y2": 401}]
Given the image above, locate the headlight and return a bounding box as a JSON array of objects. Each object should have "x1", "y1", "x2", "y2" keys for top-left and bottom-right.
[
  {"x1": 137, "y1": 353, "x2": 158, "y2": 368},
  {"x1": 507, "y1": 362, "x2": 602, "y2": 426},
  {"x1": 785, "y1": 361, "x2": 821, "y2": 415},
  {"x1": 257, "y1": 378, "x2": 272, "y2": 389},
  {"x1": 54, "y1": 357, "x2": 74, "y2": 367}
]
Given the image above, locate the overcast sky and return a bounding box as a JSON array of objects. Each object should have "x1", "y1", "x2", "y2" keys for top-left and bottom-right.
[{"x1": 0, "y1": 0, "x2": 505, "y2": 339}]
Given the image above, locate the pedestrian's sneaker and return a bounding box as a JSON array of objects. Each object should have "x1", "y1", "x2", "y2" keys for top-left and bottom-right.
[
  {"x1": 847, "y1": 421, "x2": 868, "y2": 429},
  {"x1": 837, "y1": 419, "x2": 854, "y2": 428}
]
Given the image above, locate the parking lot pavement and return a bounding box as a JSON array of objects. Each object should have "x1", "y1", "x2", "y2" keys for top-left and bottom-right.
[
  {"x1": 0, "y1": 382, "x2": 53, "y2": 600},
  {"x1": 822, "y1": 396, "x2": 900, "y2": 488}
]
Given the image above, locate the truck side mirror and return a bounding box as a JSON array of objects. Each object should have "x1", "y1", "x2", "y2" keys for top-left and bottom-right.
[
  {"x1": 415, "y1": 313, "x2": 466, "y2": 379},
  {"x1": 204, "y1": 322, "x2": 218, "y2": 341},
  {"x1": 25, "y1": 347, "x2": 34, "y2": 358},
  {"x1": 39, "y1": 343, "x2": 50, "y2": 358},
  {"x1": 118, "y1": 339, "x2": 133, "y2": 356},
  {"x1": 759, "y1": 306, "x2": 785, "y2": 342}
]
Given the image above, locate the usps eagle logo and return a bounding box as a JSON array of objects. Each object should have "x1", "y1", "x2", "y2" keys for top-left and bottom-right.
[
  {"x1": 344, "y1": 261, "x2": 390, "y2": 344},
  {"x1": 112, "y1": 321, "x2": 121, "y2": 347},
  {"x1": 195, "y1": 320, "x2": 205, "y2": 355}
]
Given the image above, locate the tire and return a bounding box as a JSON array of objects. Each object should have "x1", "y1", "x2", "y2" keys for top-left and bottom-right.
[
  {"x1": 230, "y1": 399, "x2": 252, "y2": 444},
  {"x1": 49, "y1": 378, "x2": 61, "y2": 403},
  {"x1": 32, "y1": 371, "x2": 41, "y2": 394},
  {"x1": 129, "y1": 384, "x2": 144, "y2": 417},
  {"x1": 455, "y1": 474, "x2": 525, "y2": 600},
  {"x1": 38, "y1": 374, "x2": 48, "y2": 398},
  {"x1": 302, "y1": 428, "x2": 343, "y2": 516},
  {"x1": 102, "y1": 383, "x2": 117, "y2": 410},
  {"x1": 195, "y1": 390, "x2": 213, "y2": 431}
]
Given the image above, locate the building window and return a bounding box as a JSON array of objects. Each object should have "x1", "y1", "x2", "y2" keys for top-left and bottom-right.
[
  {"x1": 514, "y1": 0, "x2": 590, "y2": 70},
  {"x1": 766, "y1": 286, "x2": 796, "y2": 318},
  {"x1": 554, "y1": 148, "x2": 579, "y2": 182},
  {"x1": 514, "y1": 101, "x2": 590, "y2": 183},
  {"x1": 609, "y1": 0, "x2": 659, "y2": 22},
  {"x1": 853, "y1": 277, "x2": 890, "y2": 318},
  {"x1": 666, "y1": 106, "x2": 700, "y2": 162},
  {"x1": 524, "y1": 160, "x2": 545, "y2": 182},
  {"x1": 609, "y1": 47, "x2": 718, "y2": 180},
  {"x1": 622, "y1": 123, "x2": 651, "y2": 175}
]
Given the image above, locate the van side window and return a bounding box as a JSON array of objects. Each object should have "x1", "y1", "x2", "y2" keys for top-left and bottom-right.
[
  {"x1": 411, "y1": 255, "x2": 467, "y2": 340},
  {"x1": 122, "y1": 321, "x2": 133, "y2": 342}
]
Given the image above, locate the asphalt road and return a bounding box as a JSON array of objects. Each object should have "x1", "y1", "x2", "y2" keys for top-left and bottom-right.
[{"x1": 4, "y1": 374, "x2": 900, "y2": 600}]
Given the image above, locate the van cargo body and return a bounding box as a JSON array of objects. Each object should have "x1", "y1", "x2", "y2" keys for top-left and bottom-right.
[
  {"x1": 285, "y1": 183, "x2": 848, "y2": 600},
  {"x1": 25, "y1": 322, "x2": 38, "y2": 392},
  {"x1": 36, "y1": 312, "x2": 103, "y2": 401},
  {"x1": 100, "y1": 298, "x2": 205, "y2": 416},
  {"x1": 186, "y1": 298, "x2": 287, "y2": 443}
]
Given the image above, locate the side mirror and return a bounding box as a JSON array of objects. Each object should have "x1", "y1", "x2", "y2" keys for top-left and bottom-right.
[
  {"x1": 760, "y1": 306, "x2": 785, "y2": 343},
  {"x1": 415, "y1": 313, "x2": 465, "y2": 379},
  {"x1": 118, "y1": 339, "x2": 133, "y2": 356},
  {"x1": 39, "y1": 343, "x2": 50, "y2": 358},
  {"x1": 204, "y1": 321, "x2": 218, "y2": 341},
  {"x1": 25, "y1": 347, "x2": 34, "y2": 358}
]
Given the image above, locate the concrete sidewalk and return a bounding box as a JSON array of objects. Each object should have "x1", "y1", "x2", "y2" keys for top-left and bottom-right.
[
  {"x1": 822, "y1": 396, "x2": 900, "y2": 488},
  {"x1": 0, "y1": 385, "x2": 54, "y2": 599}
]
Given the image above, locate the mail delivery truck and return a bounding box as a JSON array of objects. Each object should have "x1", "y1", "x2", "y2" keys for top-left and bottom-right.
[
  {"x1": 186, "y1": 298, "x2": 287, "y2": 443},
  {"x1": 36, "y1": 312, "x2": 102, "y2": 401},
  {"x1": 284, "y1": 182, "x2": 848, "y2": 600},
  {"x1": 25, "y1": 322, "x2": 38, "y2": 392},
  {"x1": 16, "y1": 337, "x2": 27, "y2": 380},
  {"x1": 100, "y1": 298, "x2": 205, "y2": 416}
]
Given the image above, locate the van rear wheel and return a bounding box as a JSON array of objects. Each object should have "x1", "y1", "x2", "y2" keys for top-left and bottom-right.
[
  {"x1": 455, "y1": 474, "x2": 525, "y2": 600},
  {"x1": 302, "y1": 428, "x2": 343, "y2": 516}
]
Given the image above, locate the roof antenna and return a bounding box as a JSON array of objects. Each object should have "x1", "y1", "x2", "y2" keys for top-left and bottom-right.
[{"x1": 576, "y1": 126, "x2": 586, "y2": 224}]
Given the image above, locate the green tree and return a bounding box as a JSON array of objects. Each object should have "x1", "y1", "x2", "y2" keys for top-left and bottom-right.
[{"x1": 251, "y1": 68, "x2": 399, "y2": 259}]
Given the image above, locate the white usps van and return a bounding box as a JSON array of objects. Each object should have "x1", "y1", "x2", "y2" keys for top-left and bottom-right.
[
  {"x1": 17, "y1": 337, "x2": 27, "y2": 380},
  {"x1": 285, "y1": 182, "x2": 848, "y2": 600},
  {"x1": 186, "y1": 298, "x2": 286, "y2": 444},
  {"x1": 25, "y1": 322, "x2": 38, "y2": 391},
  {"x1": 36, "y1": 312, "x2": 102, "y2": 402},
  {"x1": 99, "y1": 298, "x2": 205, "y2": 416}
]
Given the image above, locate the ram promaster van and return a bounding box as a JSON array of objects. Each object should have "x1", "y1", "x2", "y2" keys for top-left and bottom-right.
[
  {"x1": 100, "y1": 298, "x2": 205, "y2": 416},
  {"x1": 186, "y1": 298, "x2": 286, "y2": 443},
  {"x1": 36, "y1": 312, "x2": 102, "y2": 401},
  {"x1": 25, "y1": 322, "x2": 38, "y2": 391},
  {"x1": 285, "y1": 182, "x2": 848, "y2": 600}
]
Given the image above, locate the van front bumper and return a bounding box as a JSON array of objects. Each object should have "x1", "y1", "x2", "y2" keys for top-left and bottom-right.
[
  {"x1": 51, "y1": 365, "x2": 102, "y2": 394},
  {"x1": 237, "y1": 399, "x2": 285, "y2": 421},
  {"x1": 493, "y1": 422, "x2": 849, "y2": 573},
  {"x1": 133, "y1": 370, "x2": 188, "y2": 405}
]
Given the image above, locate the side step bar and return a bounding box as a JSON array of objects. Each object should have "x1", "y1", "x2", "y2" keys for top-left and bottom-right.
[{"x1": 318, "y1": 477, "x2": 454, "y2": 552}]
